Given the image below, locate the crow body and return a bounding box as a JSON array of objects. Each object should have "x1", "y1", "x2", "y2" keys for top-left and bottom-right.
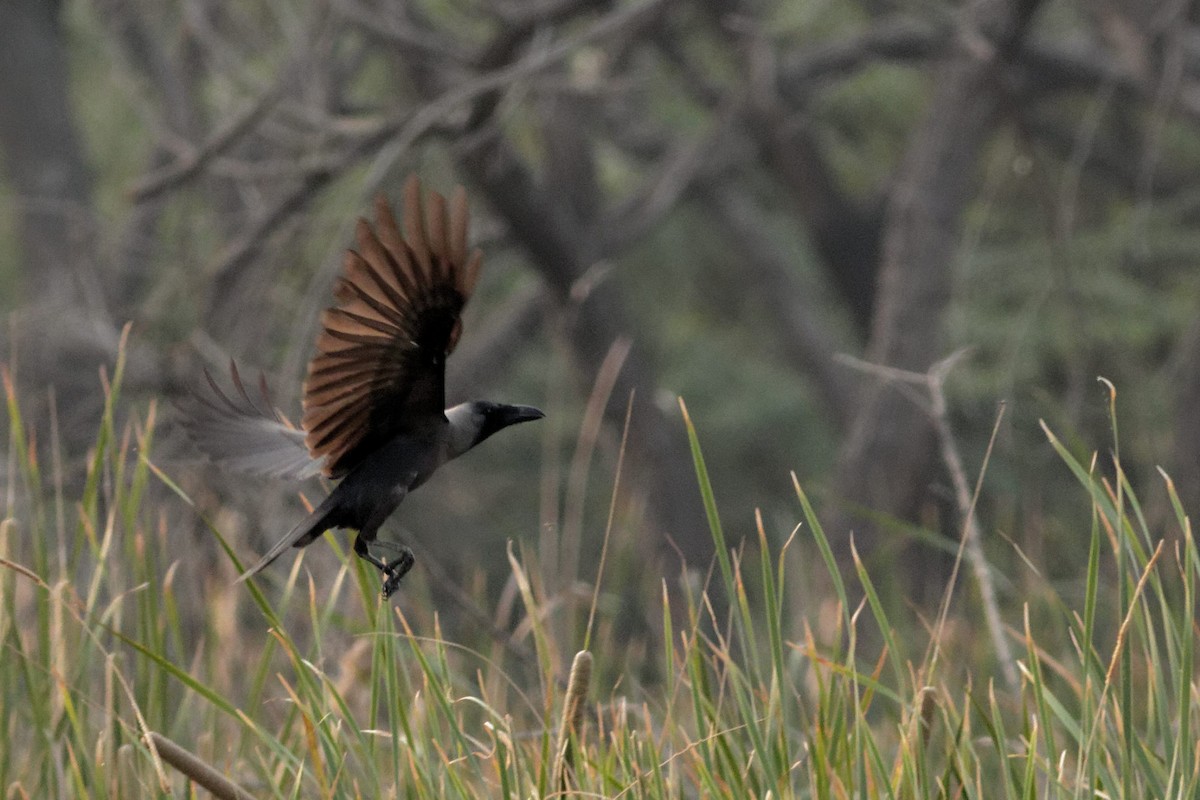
[{"x1": 181, "y1": 177, "x2": 544, "y2": 596}]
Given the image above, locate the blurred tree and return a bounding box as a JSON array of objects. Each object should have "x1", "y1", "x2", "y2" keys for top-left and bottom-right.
[
  {"x1": 0, "y1": 0, "x2": 110, "y2": 439},
  {"x1": 827, "y1": 0, "x2": 1043, "y2": 574},
  {"x1": 0, "y1": 0, "x2": 93, "y2": 308},
  {"x1": 3, "y1": 0, "x2": 1200, "y2": 607}
]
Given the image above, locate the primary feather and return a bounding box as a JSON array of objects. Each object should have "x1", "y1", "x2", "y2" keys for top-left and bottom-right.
[{"x1": 303, "y1": 177, "x2": 484, "y2": 477}]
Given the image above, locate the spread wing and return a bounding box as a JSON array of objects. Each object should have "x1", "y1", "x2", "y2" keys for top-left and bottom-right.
[
  {"x1": 179, "y1": 361, "x2": 325, "y2": 481},
  {"x1": 303, "y1": 175, "x2": 484, "y2": 477}
]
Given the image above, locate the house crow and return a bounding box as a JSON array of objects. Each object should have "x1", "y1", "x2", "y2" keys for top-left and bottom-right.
[{"x1": 181, "y1": 176, "x2": 544, "y2": 597}]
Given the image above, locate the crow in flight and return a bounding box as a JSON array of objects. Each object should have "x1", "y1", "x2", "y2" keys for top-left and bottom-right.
[{"x1": 182, "y1": 176, "x2": 544, "y2": 597}]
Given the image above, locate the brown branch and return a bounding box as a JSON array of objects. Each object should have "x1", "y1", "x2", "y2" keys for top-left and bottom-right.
[
  {"x1": 658, "y1": 14, "x2": 885, "y2": 333},
  {"x1": 600, "y1": 107, "x2": 742, "y2": 255},
  {"x1": 837, "y1": 350, "x2": 1017, "y2": 687},
  {"x1": 331, "y1": 0, "x2": 470, "y2": 64},
  {"x1": 779, "y1": 15, "x2": 948, "y2": 90},
  {"x1": 206, "y1": 0, "x2": 673, "y2": 318},
  {"x1": 1015, "y1": 38, "x2": 1200, "y2": 122},
  {"x1": 925, "y1": 355, "x2": 1016, "y2": 689},
  {"x1": 128, "y1": 82, "x2": 284, "y2": 203}
]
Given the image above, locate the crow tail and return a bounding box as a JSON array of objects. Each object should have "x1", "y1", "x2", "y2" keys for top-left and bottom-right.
[{"x1": 236, "y1": 498, "x2": 337, "y2": 583}]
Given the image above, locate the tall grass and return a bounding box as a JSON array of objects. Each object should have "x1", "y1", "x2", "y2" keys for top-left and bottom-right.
[{"x1": 2, "y1": 340, "x2": 1199, "y2": 797}]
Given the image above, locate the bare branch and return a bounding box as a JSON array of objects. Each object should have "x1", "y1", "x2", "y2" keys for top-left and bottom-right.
[
  {"x1": 837, "y1": 349, "x2": 1017, "y2": 687},
  {"x1": 779, "y1": 15, "x2": 948, "y2": 91},
  {"x1": 924, "y1": 353, "x2": 1016, "y2": 689},
  {"x1": 601, "y1": 106, "x2": 742, "y2": 255},
  {"x1": 128, "y1": 82, "x2": 284, "y2": 203},
  {"x1": 331, "y1": 0, "x2": 470, "y2": 64}
]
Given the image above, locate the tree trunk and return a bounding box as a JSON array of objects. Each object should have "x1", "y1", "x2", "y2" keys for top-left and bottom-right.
[
  {"x1": 0, "y1": 0, "x2": 122, "y2": 443},
  {"x1": 0, "y1": 0, "x2": 94, "y2": 308},
  {"x1": 828, "y1": 0, "x2": 1043, "y2": 579}
]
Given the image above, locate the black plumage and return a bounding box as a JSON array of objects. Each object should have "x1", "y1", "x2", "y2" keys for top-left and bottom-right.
[{"x1": 181, "y1": 176, "x2": 544, "y2": 596}]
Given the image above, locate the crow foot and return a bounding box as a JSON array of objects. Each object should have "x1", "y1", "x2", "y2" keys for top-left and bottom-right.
[
  {"x1": 380, "y1": 547, "x2": 415, "y2": 598},
  {"x1": 353, "y1": 536, "x2": 416, "y2": 598}
]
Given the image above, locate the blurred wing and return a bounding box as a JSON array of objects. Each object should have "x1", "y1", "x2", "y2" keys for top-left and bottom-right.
[
  {"x1": 179, "y1": 362, "x2": 325, "y2": 481},
  {"x1": 303, "y1": 175, "x2": 484, "y2": 477}
]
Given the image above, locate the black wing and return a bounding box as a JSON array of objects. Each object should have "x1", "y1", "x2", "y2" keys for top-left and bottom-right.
[
  {"x1": 179, "y1": 361, "x2": 324, "y2": 481},
  {"x1": 302, "y1": 175, "x2": 483, "y2": 477}
]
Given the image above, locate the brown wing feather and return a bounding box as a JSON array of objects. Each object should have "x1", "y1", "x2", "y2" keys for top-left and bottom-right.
[{"x1": 302, "y1": 175, "x2": 485, "y2": 477}]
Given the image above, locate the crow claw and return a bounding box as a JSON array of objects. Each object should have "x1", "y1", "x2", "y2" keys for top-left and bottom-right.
[{"x1": 381, "y1": 547, "x2": 415, "y2": 598}]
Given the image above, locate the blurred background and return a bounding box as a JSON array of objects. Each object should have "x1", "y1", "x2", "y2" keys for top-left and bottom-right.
[{"x1": 2, "y1": 0, "x2": 1198, "y2": 626}]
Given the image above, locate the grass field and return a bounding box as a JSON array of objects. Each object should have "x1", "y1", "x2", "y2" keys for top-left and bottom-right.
[{"x1": 2, "y1": 339, "x2": 1198, "y2": 798}]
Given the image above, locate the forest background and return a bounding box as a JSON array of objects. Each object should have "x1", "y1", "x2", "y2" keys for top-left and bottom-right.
[{"x1": 1, "y1": 0, "x2": 1199, "y2": 796}]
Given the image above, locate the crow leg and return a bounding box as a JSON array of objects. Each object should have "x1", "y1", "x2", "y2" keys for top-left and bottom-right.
[
  {"x1": 374, "y1": 540, "x2": 415, "y2": 598},
  {"x1": 352, "y1": 534, "x2": 414, "y2": 598}
]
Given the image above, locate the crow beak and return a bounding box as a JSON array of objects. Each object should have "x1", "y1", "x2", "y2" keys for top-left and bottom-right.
[{"x1": 504, "y1": 405, "x2": 545, "y2": 425}]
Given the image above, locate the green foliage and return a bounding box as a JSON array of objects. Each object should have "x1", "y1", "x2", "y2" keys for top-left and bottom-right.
[{"x1": 3, "y1": 338, "x2": 1200, "y2": 798}]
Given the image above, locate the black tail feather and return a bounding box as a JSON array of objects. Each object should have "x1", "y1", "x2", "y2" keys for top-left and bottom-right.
[{"x1": 236, "y1": 500, "x2": 337, "y2": 583}]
